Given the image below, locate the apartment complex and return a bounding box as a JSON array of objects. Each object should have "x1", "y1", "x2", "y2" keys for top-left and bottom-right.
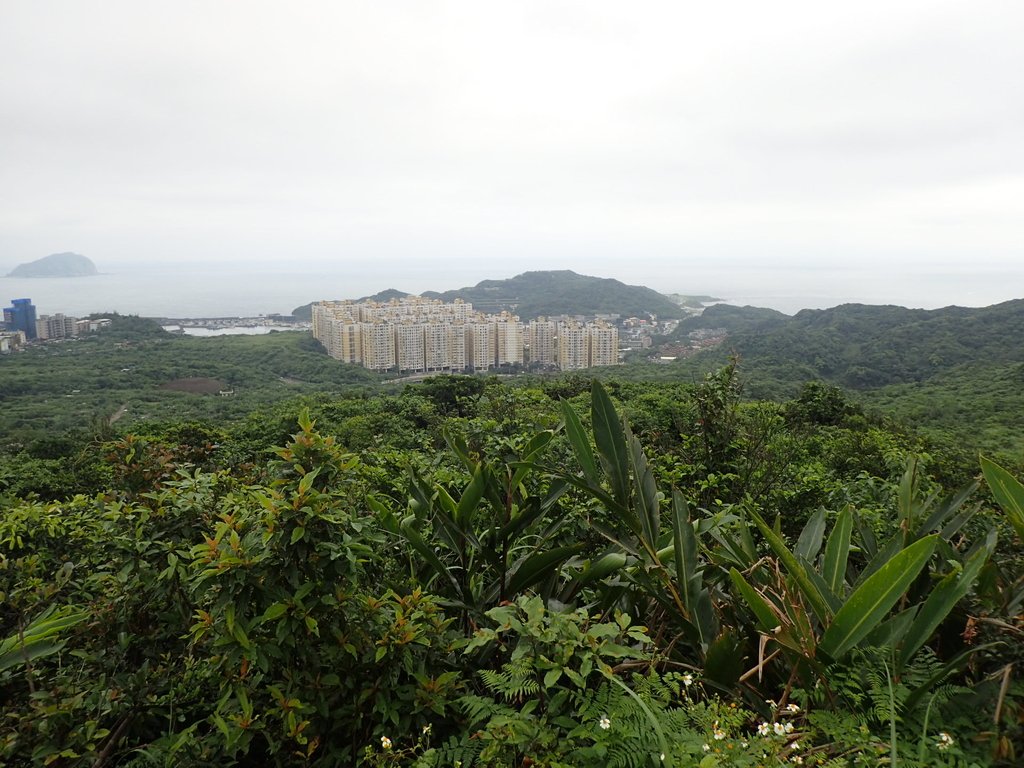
[
  {"x1": 2, "y1": 297, "x2": 111, "y2": 343},
  {"x1": 312, "y1": 297, "x2": 619, "y2": 373}
]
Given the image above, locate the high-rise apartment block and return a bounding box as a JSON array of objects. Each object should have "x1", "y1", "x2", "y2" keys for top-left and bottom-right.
[
  {"x1": 36, "y1": 313, "x2": 78, "y2": 341},
  {"x1": 526, "y1": 319, "x2": 557, "y2": 366},
  {"x1": 312, "y1": 296, "x2": 618, "y2": 373},
  {"x1": 3, "y1": 298, "x2": 37, "y2": 339}
]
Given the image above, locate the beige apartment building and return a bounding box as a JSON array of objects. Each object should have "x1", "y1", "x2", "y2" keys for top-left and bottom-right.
[
  {"x1": 526, "y1": 319, "x2": 557, "y2": 366},
  {"x1": 588, "y1": 321, "x2": 619, "y2": 367},
  {"x1": 557, "y1": 321, "x2": 589, "y2": 370},
  {"x1": 312, "y1": 296, "x2": 619, "y2": 373}
]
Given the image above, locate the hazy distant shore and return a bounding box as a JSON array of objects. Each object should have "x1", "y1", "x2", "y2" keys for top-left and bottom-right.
[{"x1": 3, "y1": 264, "x2": 1020, "y2": 320}]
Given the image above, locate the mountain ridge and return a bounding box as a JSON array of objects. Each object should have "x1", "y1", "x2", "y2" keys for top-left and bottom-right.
[{"x1": 292, "y1": 270, "x2": 685, "y2": 321}]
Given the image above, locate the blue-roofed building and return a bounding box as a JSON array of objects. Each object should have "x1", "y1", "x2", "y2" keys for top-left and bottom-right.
[{"x1": 3, "y1": 298, "x2": 38, "y2": 339}]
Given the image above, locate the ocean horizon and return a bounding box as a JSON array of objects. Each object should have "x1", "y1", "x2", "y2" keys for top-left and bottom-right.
[{"x1": 1, "y1": 263, "x2": 1020, "y2": 320}]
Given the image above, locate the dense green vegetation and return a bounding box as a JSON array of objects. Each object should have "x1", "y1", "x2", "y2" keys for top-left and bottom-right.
[
  {"x1": 653, "y1": 300, "x2": 1024, "y2": 458},
  {"x1": 2, "y1": 359, "x2": 1023, "y2": 766},
  {"x1": 663, "y1": 300, "x2": 1024, "y2": 391},
  {"x1": 0, "y1": 316, "x2": 384, "y2": 440}
]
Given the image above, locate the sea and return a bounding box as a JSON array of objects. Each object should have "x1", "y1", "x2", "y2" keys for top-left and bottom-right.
[{"x1": 1, "y1": 262, "x2": 1020, "y2": 321}]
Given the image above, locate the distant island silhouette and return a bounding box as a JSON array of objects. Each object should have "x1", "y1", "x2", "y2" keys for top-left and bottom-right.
[{"x1": 7, "y1": 252, "x2": 99, "y2": 278}]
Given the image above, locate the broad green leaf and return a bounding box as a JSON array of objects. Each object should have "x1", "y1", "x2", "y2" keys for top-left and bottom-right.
[
  {"x1": 290, "y1": 526, "x2": 305, "y2": 545},
  {"x1": 898, "y1": 456, "x2": 921, "y2": 528},
  {"x1": 456, "y1": 466, "x2": 487, "y2": 528},
  {"x1": 627, "y1": 426, "x2": 660, "y2": 555},
  {"x1": 442, "y1": 428, "x2": 477, "y2": 473},
  {"x1": 672, "y1": 491, "x2": 698, "y2": 611},
  {"x1": 981, "y1": 455, "x2": 1024, "y2": 540},
  {"x1": 795, "y1": 508, "x2": 827, "y2": 562},
  {"x1": 509, "y1": 430, "x2": 554, "y2": 490},
  {"x1": 559, "y1": 401, "x2": 599, "y2": 486},
  {"x1": 819, "y1": 535, "x2": 938, "y2": 660},
  {"x1": 729, "y1": 568, "x2": 781, "y2": 634},
  {"x1": 591, "y1": 381, "x2": 630, "y2": 509},
  {"x1": 261, "y1": 603, "x2": 288, "y2": 622},
  {"x1": 823, "y1": 506, "x2": 853, "y2": 594},
  {"x1": 506, "y1": 545, "x2": 584, "y2": 596},
  {"x1": 897, "y1": 529, "x2": 995, "y2": 668},
  {"x1": 575, "y1": 552, "x2": 628, "y2": 585},
  {"x1": 297, "y1": 466, "x2": 320, "y2": 496}
]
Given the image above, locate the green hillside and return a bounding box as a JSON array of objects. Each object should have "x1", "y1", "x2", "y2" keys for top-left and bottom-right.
[
  {"x1": 646, "y1": 299, "x2": 1024, "y2": 456},
  {"x1": 423, "y1": 270, "x2": 685, "y2": 318}
]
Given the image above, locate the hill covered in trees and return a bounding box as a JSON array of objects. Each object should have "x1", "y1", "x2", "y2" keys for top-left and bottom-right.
[
  {"x1": 667, "y1": 299, "x2": 1024, "y2": 390},
  {"x1": 423, "y1": 270, "x2": 686, "y2": 319},
  {"x1": 292, "y1": 271, "x2": 687, "y2": 321}
]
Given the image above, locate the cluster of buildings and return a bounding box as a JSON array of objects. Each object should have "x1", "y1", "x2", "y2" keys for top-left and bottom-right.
[
  {"x1": 312, "y1": 296, "x2": 619, "y2": 373},
  {"x1": 1, "y1": 298, "x2": 111, "y2": 352}
]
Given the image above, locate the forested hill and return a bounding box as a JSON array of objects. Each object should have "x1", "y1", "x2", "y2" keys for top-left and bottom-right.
[
  {"x1": 670, "y1": 302, "x2": 789, "y2": 335},
  {"x1": 423, "y1": 270, "x2": 685, "y2": 319},
  {"x1": 674, "y1": 299, "x2": 1024, "y2": 390},
  {"x1": 293, "y1": 270, "x2": 686, "y2": 320}
]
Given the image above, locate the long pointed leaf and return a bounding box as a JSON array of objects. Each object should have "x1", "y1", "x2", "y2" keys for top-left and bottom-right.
[
  {"x1": 823, "y1": 506, "x2": 853, "y2": 594},
  {"x1": 672, "y1": 491, "x2": 698, "y2": 612},
  {"x1": 505, "y1": 544, "x2": 585, "y2": 596},
  {"x1": 981, "y1": 455, "x2": 1024, "y2": 540},
  {"x1": 795, "y1": 508, "x2": 827, "y2": 562},
  {"x1": 627, "y1": 426, "x2": 660, "y2": 555},
  {"x1": 897, "y1": 529, "x2": 995, "y2": 668},
  {"x1": 819, "y1": 535, "x2": 938, "y2": 660},
  {"x1": 914, "y1": 479, "x2": 979, "y2": 540},
  {"x1": 456, "y1": 466, "x2": 487, "y2": 529},
  {"x1": 559, "y1": 401, "x2": 599, "y2": 486},
  {"x1": 591, "y1": 381, "x2": 630, "y2": 509},
  {"x1": 399, "y1": 516, "x2": 462, "y2": 598}
]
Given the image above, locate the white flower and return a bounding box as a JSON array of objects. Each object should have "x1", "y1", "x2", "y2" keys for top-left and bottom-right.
[
  {"x1": 773, "y1": 722, "x2": 787, "y2": 736},
  {"x1": 936, "y1": 731, "x2": 954, "y2": 751},
  {"x1": 791, "y1": 756, "x2": 803, "y2": 765},
  {"x1": 785, "y1": 703, "x2": 800, "y2": 714},
  {"x1": 702, "y1": 744, "x2": 711, "y2": 752},
  {"x1": 714, "y1": 729, "x2": 726, "y2": 740},
  {"x1": 683, "y1": 673, "x2": 694, "y2": 686},
  {"x1": 422, "y1": 724, "x2": 431, "y2": 735},
  {"x1": 380, "y1": 736, "x2": 392, "y2": 750},
  {"x1": 741, "y1": 741, "x2": 749, "y2": 748},
  {"x1": 660, "y1": 753, "x2": 666, "y2": 762},
  {"x1": 791, "y1": 741, "x2": 801, "y2": 750},
  {"x1": 599, "y1": 715, "x2": 611, "y2": 731},
  {"x1": 757, "y1": 722, "x2": 771, "y2": 737},
  {"x1": 785, "y1": 722, "x2": 794, "y2": 734}
]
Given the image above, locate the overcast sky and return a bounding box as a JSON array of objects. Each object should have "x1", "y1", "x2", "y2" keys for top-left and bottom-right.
[{"x1": 1, "y1": 1, "x2": 1022, "y2": 301}]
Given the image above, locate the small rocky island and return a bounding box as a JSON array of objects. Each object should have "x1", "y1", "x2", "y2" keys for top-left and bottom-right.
[{"x1": 7, "y1": 252, "x2": 99, "y2": 278}]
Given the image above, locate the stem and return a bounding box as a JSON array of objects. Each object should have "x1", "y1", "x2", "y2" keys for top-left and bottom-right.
[
  {"x1": 994, "y1": 663, "x2": 1013, "y2": 726},
  {"x1": 91, "y1": 713, "x2": 134, "y2": 768}
]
